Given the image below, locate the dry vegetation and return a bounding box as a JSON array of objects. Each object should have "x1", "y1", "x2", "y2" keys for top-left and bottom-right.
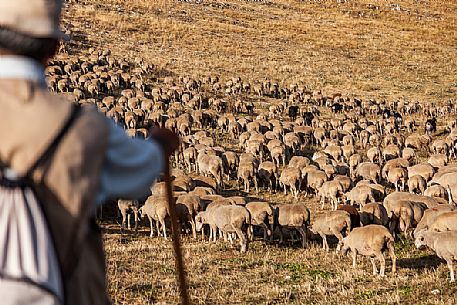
[
  {"x1": 61, "y1": 0, "x2": 457, "y2": 304},
  {"x1": 63, "y1": 0, "x2": 457, "y2": 101}
]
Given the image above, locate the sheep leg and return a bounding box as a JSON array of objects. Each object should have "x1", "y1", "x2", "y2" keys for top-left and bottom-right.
[
  {"x1": 320, "y1": 234, "x2": 328, "y2": 251},
  {"x1": 190, "y1": 220, "x2": 197, "y2": 239},
  {"x1": 148, "y1": 216, "x2": 154, "y2": 237},
  {"x1": 127, "y1": 213, "x2": 131, "y2": 230},
  {"x1": 121, "y1": 211, "x2": 127, "y2": 231},
  {"x1": 133, "y1": 210, "x2": 139, "y2": 232},
  {"x1": 297, "y1": 226, "x2": 307, "y2": 248},
  {"x1": 370, "y1": 257, "x2": 378, "y2": 275},
  {"x1": 279, "y1": 227, "x2": 284, "y2": 244},
  {"x1": 236, "y1": 228, "x2": 248, "y2": 253},
  {"x1": 156, "y1": 220, "x2": 161, "y2": 237},
  {"x1": 352, "y1": 249, "x2": 358, "y2": 268},
  {"x1": 333, "y1": 230, "x2": 344, "y2": 252},
  {"x1": 161, "y1": 220, "x2": 168, "y2": 240},
  {"x1": 261, "y1": 223, "x2": 270, "y2": 241},
  {"x1": 388, "y1": 241, "x2": 397, "y2": 274},
  {"x1": 447, "y1": 259, "x2": 455, "y2": 282},
  {"x1": 378, "y1": 254, "x2": 386, "y2": 276}
]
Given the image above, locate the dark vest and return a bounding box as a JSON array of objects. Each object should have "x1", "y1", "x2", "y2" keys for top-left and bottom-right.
[{"x1": 0, "y1": 79, "x2": 111, "y2": 305}]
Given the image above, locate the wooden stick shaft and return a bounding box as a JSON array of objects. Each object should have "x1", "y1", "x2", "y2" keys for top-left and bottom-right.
[{"x1": 163, "y1": 158, "x2": 190, "y2": 305}]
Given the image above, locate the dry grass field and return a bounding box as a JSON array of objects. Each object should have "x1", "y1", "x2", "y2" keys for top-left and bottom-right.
[
  {"x1": 63, "y1": 0, "x2": 457, "y2": 101},
  {"x1": 60, "y1": 1, "x2": 457, "y2": 304}
]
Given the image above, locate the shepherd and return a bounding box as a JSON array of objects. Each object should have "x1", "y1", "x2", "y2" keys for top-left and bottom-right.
[{"x1": 0, "y1": 1, "x2": 180, "y2": 304}]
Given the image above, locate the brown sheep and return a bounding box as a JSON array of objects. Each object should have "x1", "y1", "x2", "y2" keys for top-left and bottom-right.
[
  {"x1": 310, "y1": 210, "x2": 351, "y2": 251},
  {"x1": 360, "y1": 203, "x2": 389, "y2": 227},
  {"x1": 275, "y1": 203, "x2": 311, "y2": 248},
  {"x1": 341, "y1": 225, "x2": 396, "y2": 276}
]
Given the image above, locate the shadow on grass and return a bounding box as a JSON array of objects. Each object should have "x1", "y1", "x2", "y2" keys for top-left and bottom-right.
[{"x1": 397, "y1": 255, "x2": 442, "y2": 270}]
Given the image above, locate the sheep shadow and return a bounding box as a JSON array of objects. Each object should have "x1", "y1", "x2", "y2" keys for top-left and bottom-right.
[{"x1": 397, "y1": 255, "x2": 442, "y2": 270}]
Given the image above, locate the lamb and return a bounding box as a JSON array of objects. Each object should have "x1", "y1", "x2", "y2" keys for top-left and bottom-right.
[
  {"x1": 117, "y1": 199, "x2": 140, "y2": 231},
  {"x1": 360, "y1": 203, "x2": 389, "y2": 227},
  {"x1": 310, "y1": 210, "x2": 351, "y2": 251},
  {"x1": 275, "y1": 203, "x2": 311, "y2": 248},
  {"x1": 340, "y1": 225, "x2": 396, "y2": 276},
  {"x1": 415, "y1": 230, "x2": 457, "y2": 282},
  {"x1": 246, "y1": 201, "x2": 275, "y2": 241},
  {"x1": 195, "y1": 205, "x2": 251, "y2": 253}
]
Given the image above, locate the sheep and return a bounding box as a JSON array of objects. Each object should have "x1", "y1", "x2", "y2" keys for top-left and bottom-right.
[
  {"x1": 258, "y1": 161, "x2": 279, "y2": 192},
  {"x1": 117, "y1": 199, "x2": 140, "y2": 231},
  {"x1": 427, "y1": 211, "x2": 457, "y2": 232},
  {"x1": 360, "y1": 203, "x2": 389, "y2": 227},
  {"x1": 237, "y1": 158, "x2": 259, "y2": 194},
  {"x1": 305, "y1": 169, "x2": 328, "y2": 196},
  {"x1": 246, "y1": 201, "x2": 275, "y2": 241},
  {"x1": 175, "y1": 194, "x2": 202, "y2": 238},
  {"x1": 355, "y1": 162, "x2": 381, "y2": 183},
  {"x1": 415, "y1": 230, "x2": 457, "y2": 282},
  {"x1": 384, "y1": 192, "x2": 439, "y2": 209},
  {"x1": 414, "y1": 205, "x2": 455, "y2": 237},
  {"x1": 424, "y1": 184, "x2": 448, "y2": 200},
  {"x1": 407, "y1": 163, "x2": 435, "y2": 182},
  {"x1": 275, "y1": 203, "x2": 311, "y2": 248},
  {"x1": 197, "y1": 153, "x2": 223, "y2": 192},
  {"x1": 279, "y1": 167, "x2": 302, "y2": 199},
  {"x1": 428, "y1": 153, "x2": 448, "y2": 169},
  {"x1": 384, "y1": 199, "x2": 414, "y2": 237},
  {"x1": 140, "y1": 196, "x2": 169, "y2": 238},
  {"x1": 408, "y1": 175, "x2": 426, "y2": 194},
  {"x1": 340, "y1": 225, "x2": 396, "y2": 276},
  {"x1": 344, "y1": 184, "x2": 376, "y2": 207},
  {"x1": 317, "y1": 180, "x2": 344, "y2": 210},
  {"x1": 195, "y1": 205, "x2": 251, "y2": 253},
  {"x1": 337, "y1": 204, "x2": 360, "y2": 230},
  {"x1": 310, "y1": 210, "x2": 351, "y2": 251},
  {"x1": 386, "y1": 167, "x2": 408, "y2": 191}
]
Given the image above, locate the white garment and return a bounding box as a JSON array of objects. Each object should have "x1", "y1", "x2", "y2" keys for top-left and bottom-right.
[{"x1": 0, "y1": 279, "x2": 59, "y2": 305}]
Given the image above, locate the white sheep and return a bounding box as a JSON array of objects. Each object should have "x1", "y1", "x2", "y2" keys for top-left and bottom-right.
[
  {"x1": 195, "y1": 205, "x2": 251, "y2": 252},
  {"x1": 341, "y1": 225, "x2": 396, "y2": 276},
  {"x1": 310, "y1": 210, "x2": 351, "y2": 252},
  {"x1": 415, "y1": 230, "x2": 457, "y2": 282},
  {"x1": 117, "y1": 199, "x2": 140, "y2": 231}
]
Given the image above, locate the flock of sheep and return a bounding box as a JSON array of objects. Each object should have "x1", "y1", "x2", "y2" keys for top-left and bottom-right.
[{"x1": 47, "y1": 48, "x2": 457, "y2": 282}]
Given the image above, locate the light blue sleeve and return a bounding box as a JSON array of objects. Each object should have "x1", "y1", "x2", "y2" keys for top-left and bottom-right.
[{"x1": 96, "y1": 122, "x2": 165, "y2": 205}]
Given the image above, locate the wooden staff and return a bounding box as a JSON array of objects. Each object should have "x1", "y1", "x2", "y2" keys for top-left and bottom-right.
[{"x1": 163, "y1": 157, "x2": 191, "y2": 305}]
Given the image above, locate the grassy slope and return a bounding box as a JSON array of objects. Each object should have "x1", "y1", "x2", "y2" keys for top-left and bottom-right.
[
  {"x1": 64, "y1": 0, "x2": 457, "y2": 101},
  {"x1": 62, "y1": 1, "x2": 457, "y2": 304}
]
